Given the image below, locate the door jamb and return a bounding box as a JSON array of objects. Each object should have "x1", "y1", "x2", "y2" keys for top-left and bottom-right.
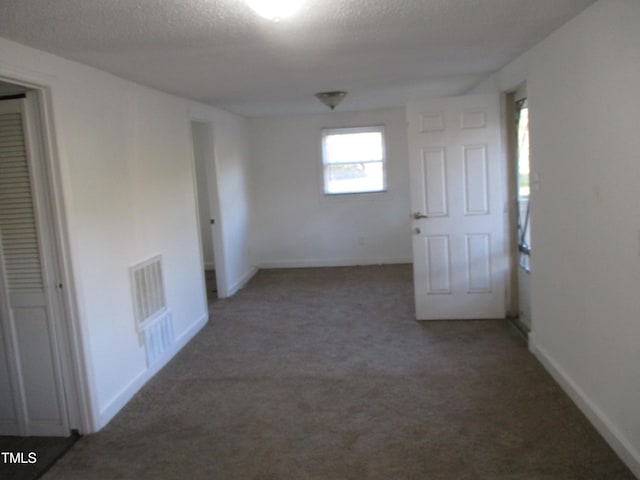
[
  {"x1": 504, "y1": 83, "x2": 530, "y2": 335},
  {"x1": 503, "y1": 90, "x2": 520, "y2": 319}
]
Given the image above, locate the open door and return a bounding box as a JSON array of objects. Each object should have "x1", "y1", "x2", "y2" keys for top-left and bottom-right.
[{"x1": 406, "y1": 94, "x2": 506, "y2": 320}]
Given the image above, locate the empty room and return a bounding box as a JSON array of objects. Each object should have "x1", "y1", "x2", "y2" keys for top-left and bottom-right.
[{"x1": 0, "y1": 0, "x2": 638, "y2": 478}]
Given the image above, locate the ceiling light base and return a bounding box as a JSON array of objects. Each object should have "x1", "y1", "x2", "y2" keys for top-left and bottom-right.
[{"x1": 315, "y1": 91, "x2": 347, "y2": 111}]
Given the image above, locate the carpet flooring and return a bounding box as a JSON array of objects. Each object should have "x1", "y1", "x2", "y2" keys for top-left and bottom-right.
[{"x1": 42, "y1": 265, "x2": 634, "y2": 479}]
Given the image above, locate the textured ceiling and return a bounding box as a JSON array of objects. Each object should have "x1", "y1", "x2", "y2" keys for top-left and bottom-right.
[{"x1": 0, "y1": 0, "x2": 596, "y2": 116}]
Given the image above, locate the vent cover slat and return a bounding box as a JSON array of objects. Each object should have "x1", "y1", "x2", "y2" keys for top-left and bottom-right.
[
  {"x1": 130, "y1": 255, "x2": 167, "y2": 329},
  {"x1": 129, "y1": 255, "x2": 173, "y2": 367}
]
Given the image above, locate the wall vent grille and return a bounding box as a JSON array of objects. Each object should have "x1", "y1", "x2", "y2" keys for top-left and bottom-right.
[
  {"x1": 130, "y1": 255, "x2": 173, "y2": 366},
  {"x1": 130, "y1": 255, "x2": 166, "y2": 330}
]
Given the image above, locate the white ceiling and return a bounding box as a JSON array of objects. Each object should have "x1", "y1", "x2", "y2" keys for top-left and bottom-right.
[{"x1": 0, "y1": 0, "x2": 596, "y2": 116}]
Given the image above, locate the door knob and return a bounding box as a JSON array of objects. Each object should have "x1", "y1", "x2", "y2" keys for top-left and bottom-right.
[{"x1": 413, "y1": 212, "x2": 428, "y2": 219}]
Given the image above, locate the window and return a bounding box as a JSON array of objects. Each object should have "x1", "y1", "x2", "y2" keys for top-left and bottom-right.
[
  {"x1": 321, "y1": 126, "x2": 386, "y2": 195},
  {"x1": 515, "y1": 98, "x2": 531, "y2": 271}
]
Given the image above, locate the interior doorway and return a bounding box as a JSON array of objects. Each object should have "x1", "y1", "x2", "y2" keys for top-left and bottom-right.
[
  {"x1": 0, "y1": 83, "x2": 77, "y2": 437},
  {"x1": 190, "y1": 121, "x2": 224, "y2": 301}
]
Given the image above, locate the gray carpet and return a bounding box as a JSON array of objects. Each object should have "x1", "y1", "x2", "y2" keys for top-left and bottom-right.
[{"x1": 43, "y1": 265, "x2": 634, "y2": 479}]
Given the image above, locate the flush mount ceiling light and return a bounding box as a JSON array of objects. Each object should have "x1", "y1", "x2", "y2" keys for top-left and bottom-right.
[
  {"x1": 246, "y1": 0, "x2": 306, "y2": 21},
  {"x1": 315, "y1": 91, "x2": 347, "y2": 111}
]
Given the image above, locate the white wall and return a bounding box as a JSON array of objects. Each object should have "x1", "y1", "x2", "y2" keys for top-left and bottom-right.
[
  {"x1": 249, "y1": 108, "x2": 412, "y2": 267},
  {"x1": 0, "y1": 36, "x2": 253, "y2": 431},
  {"x1": 470, "y1": 0, "x2": 640, "y2": 475}
]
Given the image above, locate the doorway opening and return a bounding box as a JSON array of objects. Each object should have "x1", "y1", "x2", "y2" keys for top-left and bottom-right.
[
  {"x1": 506, "y1": 84, "x2": 532, "y2": 336},
  {"x1": 190, "y1": 121, "x2": 225, "y2": 301}
]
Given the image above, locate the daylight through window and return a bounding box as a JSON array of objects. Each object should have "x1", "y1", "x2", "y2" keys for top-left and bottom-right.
[
  {"x1": 321, "y1": 126, "x2": 386, "y2": 195},
  {"x1": 516, "y1": 98, "x2": 531, "y2": 271}
]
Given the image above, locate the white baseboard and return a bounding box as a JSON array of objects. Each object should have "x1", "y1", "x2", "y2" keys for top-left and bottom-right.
[
  {"x1": 530, "y1": 338, "x2": 640, "y2": 478},
  {"x1": 258, "y1": 257, "x2": 413, "y2": 269},
  {"x1": 217, "y1": 260, "x2": 411, "y2": 297},
  {"x1": 95, "y1": 313, "x2": 208, "y2": 430},
  {"x1": 226, "y1": 266, "x2": 258, "y2": 297}
]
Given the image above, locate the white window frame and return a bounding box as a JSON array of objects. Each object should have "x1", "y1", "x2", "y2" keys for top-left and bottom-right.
[{"x1": 321, "y1": 125, "x2": 387, "y2": 196}]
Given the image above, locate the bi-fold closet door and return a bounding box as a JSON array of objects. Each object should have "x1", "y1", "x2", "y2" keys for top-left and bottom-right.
[{"x1": 0, "y1": 94, "x2": 70, "y2": 436}]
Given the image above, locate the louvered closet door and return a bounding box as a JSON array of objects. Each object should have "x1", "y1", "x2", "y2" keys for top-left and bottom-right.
[{"x1": 0, "y1": 97, "x2": 69, "y2": 436}]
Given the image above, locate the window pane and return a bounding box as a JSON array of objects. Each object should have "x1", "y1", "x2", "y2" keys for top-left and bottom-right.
[
  {"x1": 517, "y1": 106, "x2": 530, "y2": 198},
  {"x1": 325, "y1": 161, "x2": 384, "y2": 194},
  {"x1": 322, "y1": 126, "x2": 386, "y2": 195},
  {"x1": 516, "y1": 99, "x2": 531, "y2": 270},
  {"x1": 325, "y1": 131, "x2": 383, "y2": 165}
]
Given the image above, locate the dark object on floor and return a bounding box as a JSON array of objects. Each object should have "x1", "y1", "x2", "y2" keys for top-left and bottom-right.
[
  {"x1": 0, "y1": 432, "x2": 79, "y2": 480},
  {"x1": 204, "y1": 269, "x2": 217, "y2": 298}
]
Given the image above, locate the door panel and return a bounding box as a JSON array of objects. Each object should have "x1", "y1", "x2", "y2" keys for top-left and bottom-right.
[
  {"x1": 0, "y1": 97, "x2": 69, "y2": 436},
  {"x1": 15, "y1": 306, "x2": 62, "y2": 428},
  {"x1": 0, "y1": 321, "x2": 19, "y2": 434},
  {"x1": 407, "y1": 95, "x2": 506, "y2": 320},
  {"x1": 420, "y1": 147, "x2": 448, "y2": 217},
  {"x1": 425, "y1": 236, "x2": 451, "y2": 294},
  {"x1": 463, "y1": 145, "x2": 489, "y2": 215},
  {"x1": 466, "y1": 234, "x2": 492, "y2": 293}
]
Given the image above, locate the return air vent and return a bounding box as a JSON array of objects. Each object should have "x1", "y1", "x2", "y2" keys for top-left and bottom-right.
[
  {"x1": 130, "y1": 255, "x2": 174, "y2": 366},
  {"x1": 130, "y1": 255, "x2": 166, "y2": 329},
  {"x1": 142, "y1": 311, "x2": 174, "y2": 367}
]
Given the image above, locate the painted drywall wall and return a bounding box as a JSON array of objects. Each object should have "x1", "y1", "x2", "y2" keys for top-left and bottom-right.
[
  {"x1": 214, "y1": 114, "x2": 256, "y2": 293},
  {"x1": 470, "y1": 0, "x2": 640, "y2": 474},
  {"x1": 0, "y1": 36, "x2": 253, "y2": 431},
  {"x1": 249, "y1": 108, "x2": 412, "y2": 267}
]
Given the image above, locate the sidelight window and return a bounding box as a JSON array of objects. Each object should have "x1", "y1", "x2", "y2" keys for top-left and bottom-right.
[{"x1": 516, "y1": 98, "x2": 531, "y2": 271}]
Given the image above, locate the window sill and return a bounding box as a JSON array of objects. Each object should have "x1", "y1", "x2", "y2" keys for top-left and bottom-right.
[
  {"x1": 320, "y1": 189, "x2": 390, "y2": 204},
  {"x1": 323, "y1": 189, "x2": 388, "y2": 197}
]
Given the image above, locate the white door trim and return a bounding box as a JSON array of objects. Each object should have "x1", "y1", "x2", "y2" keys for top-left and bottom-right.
[{"x1": 0, "y1": 71, "x2": 95, "y2": 434}]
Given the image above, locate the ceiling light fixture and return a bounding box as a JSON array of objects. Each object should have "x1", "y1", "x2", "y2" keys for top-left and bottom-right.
[
  {"x1": 246, "y1": 0, "x2": 306, "y2": 21},
  {"x1": 315, "y1": 91, "x2": 347, "y2": 111}
]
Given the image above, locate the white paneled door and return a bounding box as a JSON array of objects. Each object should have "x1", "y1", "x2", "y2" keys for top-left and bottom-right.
[
  {"x1": 0, "y1": 96, "x2": 70, "y2": 436},
  {"x1": 407, "y1": 95, "x2": 506, "y2": 320}
]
